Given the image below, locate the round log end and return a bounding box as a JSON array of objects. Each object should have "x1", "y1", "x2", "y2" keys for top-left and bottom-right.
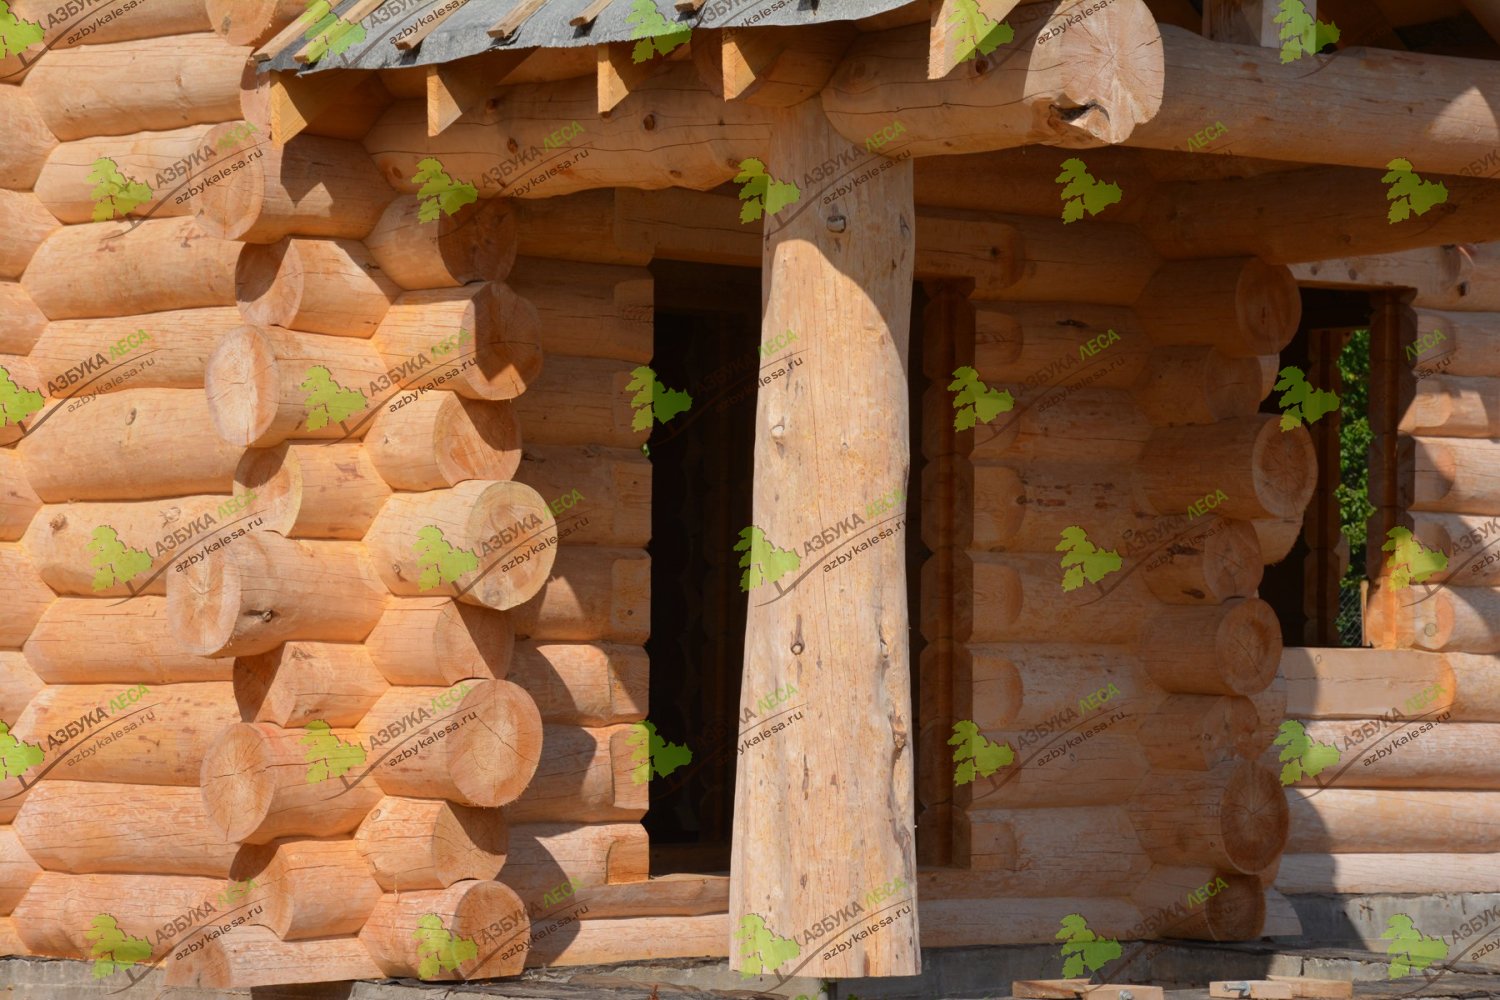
[
  {"x1": 201, "y1": 723, "x2": 277, "y2": 843},
  {"x1": 236, "y1": 240, "x2": 302, "y2": 331},
  {"x1": 205, "y1": 325, "x2": 281, "y2": 448},
  {"x1": 353, "y1": 797, "x2": 507, "y2": 890},
  {"x1": 1037, "y1": 0, "x2": 1165, "y2": 147},
  {"x1": 1205, "y1": 354, "x2": 1267, "y2": 421},
  {"x1": 1142, "y1": 516, "x2": 1263, "y2": 604},
  {"x1": 168, "y1": 535, "x2": 244, "y2": 657},
  {"x1": 467, "y1": 284, "x2": 543, "y2": 401},
  {"x1": 1237, "y1": 260, "x2": 1301, "y2": 357},
  {"x1": 437, "y1": 398, "x2": 521, "y2": 486},
  {"x1": 1248, "y1": 417, "x2": 1317, "y2": 519},
  {"x1": 1217, "y1": 762, "x2": 1289, "y2": 873},
  {"x1": 463, "y1": 482, "x2": 559, "y2": 611},
  {"x1": 434, "y1": 802, "x2": 508, "y2": 885},
  {"x1": 450, "y1": 679, "x2": 544, "y2": 807},
  {"x1": 969, "y1": 649, "x2": 1023, "y2": 728},
  {"x1": 235, "y1": 443, "x2": 300, "y2": 536},
  {"x1": 366, "y1": 197, "x2": 519, "y2": 290},
  {"x1": 972, "y1": 464, "x2": 1024, "y2": 550},
  {"x1": 195, "y1": 124, "x2": 269, "y2": 242},
  {"x1": 1250, "y1": 516, "x2": 1301, "y2": 566},
  {"x1": 1213, "y1": 598, "x2": 1281, "y2": 696}
]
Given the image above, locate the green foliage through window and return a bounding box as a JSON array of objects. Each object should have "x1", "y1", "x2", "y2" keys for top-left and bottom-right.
[{"x1": 1335, "y1": 328, "x2": 1372, "y2": 645}]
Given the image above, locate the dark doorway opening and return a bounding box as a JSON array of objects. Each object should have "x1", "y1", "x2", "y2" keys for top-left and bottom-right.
[
  {"x1": 1259, "y1": 288, "x2": 1377, "y2": 648},
  {"x1": 643, "y1": 260, "x2": 760, "y2": 875}
]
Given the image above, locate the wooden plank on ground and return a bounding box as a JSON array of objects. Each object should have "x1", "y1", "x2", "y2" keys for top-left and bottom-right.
[{"x1": 1266, "y1": 975, "x2": 1354, "y2": 999}]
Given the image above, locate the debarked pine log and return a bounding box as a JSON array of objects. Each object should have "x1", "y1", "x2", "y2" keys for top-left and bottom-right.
[
  {"x1": 503, "y1": 724, "x2": 647, "y2": 823},
  {"x1": 1411, "y1": 512, "x2": 1500, "y2": 588},
  {"x1": 354, "y1": 679, "x2": 543, "y2": 808},
  {"x1": 162, "y1": 925, "x2": 383, "y2": 989},
  {"x1": 204, "y1": 325, "x2": 388, "y2": 447},
  {"x1": 1127, "y1": 761, "x2": 1288, "y2": 873},
  {"x1": 0, "y1": 652, "x2": 41, "y2": 724},
  {"x1": 1401, "y1": 375, "x2": 1500, "y2": 438},
  {"x1": 11, "y1": 871, "x2": 224, "y2": 961},
  {"x1": 510, "y1": 354, "x2": 638, "y2": 447},
  {"x1": 34, "y1": 125, "x2": 229, "y2": 224},
  {"x1": 200, "y1": 722, "x2": 384, "y2": 843},
  {"x1": 1412, "y1": 436, "x2": 1500, "y2": 514},
  {"x1": 235, "y1": 442, "x2": 391, "y2": 539},
  {"x1": 0, "y1": 449, "x2": 40, "y2": 542},
  {"x1": 1276, "y1": 853, "x2": 1500, "y2": 894},
  {"x1": 0, "y1": 544, "x2": 52, "y2": 648},
  {"x1": 509, "y1": 642, "x2": 649, "y2": 726},
  {"x1": 1137, "y1": 599, "x2": 1282, "y2": 696},
  {"x1": 1134, "y1": 258, "x2": 1300, "y2": 358},
  {"x1": 506, "y1": 257, "x2": 653, "y2": 363},
  {"x1": 0, "y1": 86, "x2": 56, "y2": 189},
  {"x1": 194, "y1": 126, "x2": 392, "y2": 243},
  {"x1": 167, "y1": 533, "x2": 388, "y2": 657},
  {"x1": 1136, "y1": 415, "x2": 1318, "y2": 521},
  {"x1": 0, "y1": 190, "x2": 59, "y2": 281},
  {"x1": 6, "y1": 0, "x2": 210, "y2": 64},
  {"x1": 360, "y1": 66, "x2": 768, "y2": 200},
  {"x1": 1274, "y1": 720, "x2": 1495, "y2": 789},
  {"x1": 29, "y1": 309, "x2": 239, "y2": 394},
  {"x1": 513, "y1": 445, "x2": 649, "y2": 548},
  {"x1": 1411, "y1": 309, "x2": 1500, "y2": 375},
  {"x1": 820, "y1": 2, "x2": 1164, "y2": 152},
  {"x1": 13, "y1": 780, "x2": 235, "y2": 877},
  {"x1": 23, "y1": 496, "x2": 235, "y2": 597},
  {"x1": 229, "y1": 837, "x2": 382, "y2": 939},
  {"x1": 354, "y1": 796, "x2": 507, "y2": 891},
  {"x1": 364, "y1": 597, "x2": 513, "y2": 686},
  {"x1": 0, "y1": 282, "x2": 47, "y2": 354},
  {"x1": 0, "y1": 828, "x2": 38, "y2": 914},
  {"x1": 372, "y1": 284, "x2": 543, "y2": 401},
  {"x1": 12, "y1": 682, "x2": 235, "y2": 786},
  {"x1": 363, "y1": 480, "x2": 557, "y2": 611},
  {"x1": 954, "y1": 806, "x2": 1150, "y2": 891},
  {"x1": 236, "y1": 641, "x2": 388, "y2": 728},
  {"x1": 1368, "y1": 582, "x2": 1500, "y2": 654},
  {"x1": 358, "y1": 880, "x2": 530, "y2": 980},
  {"x1": 502, "y1": 822, "x2": 649, "y2": 898},
  {"x1": 21, "y1": 35, "x2": 246, "y2": 142},
  {"x1": 1280, "y1": 646, "x2": 1454, "y2": 720},
  {"x1": 1129, "y1": 863, "x2": 1264, "y2": 941},
  {"x1": 206, "y1": 0, "x2": 308, "y2": 47},
  {"x1": 237, "y1": 237, "x2": 399, "y2": 337},
  {"x1": 21, "y1": 218, "x2": 239, "y2": 320},
  {"x1": 364, "y1": 195, "x2": 519, "y2": 290},
  {"x1": 1285, "y1": 787, "x2": 1500, "y2": 853},
  {"x1": 365, "y1": 391, "x2": 520, "y2": 491},
  {"x1": 23, "y1": 597, "x2": 231, "y2": 684}
]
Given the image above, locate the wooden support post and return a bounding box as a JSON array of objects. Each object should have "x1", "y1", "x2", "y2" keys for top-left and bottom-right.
[
  {"x1": 730, "y1": 102, "x2": 920, "y2": 979},
  {"x1": 1204, "y1": 0, "x2": 1313, "y2": 47}
]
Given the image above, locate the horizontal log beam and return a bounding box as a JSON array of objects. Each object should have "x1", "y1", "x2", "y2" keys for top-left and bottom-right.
[{"x1": 1123, "y1": 27, "x2": 1500, "y2": 177}]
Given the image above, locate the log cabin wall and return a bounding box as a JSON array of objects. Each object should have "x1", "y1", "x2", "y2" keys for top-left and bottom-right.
[{"x1": 1273, "y1": 247, "x2": 1500, "y2": 920}]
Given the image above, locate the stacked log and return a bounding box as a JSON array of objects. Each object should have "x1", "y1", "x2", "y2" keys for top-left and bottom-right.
[{"x1": 944, "y1": 244, "x2": 1311, "y2": 941}]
